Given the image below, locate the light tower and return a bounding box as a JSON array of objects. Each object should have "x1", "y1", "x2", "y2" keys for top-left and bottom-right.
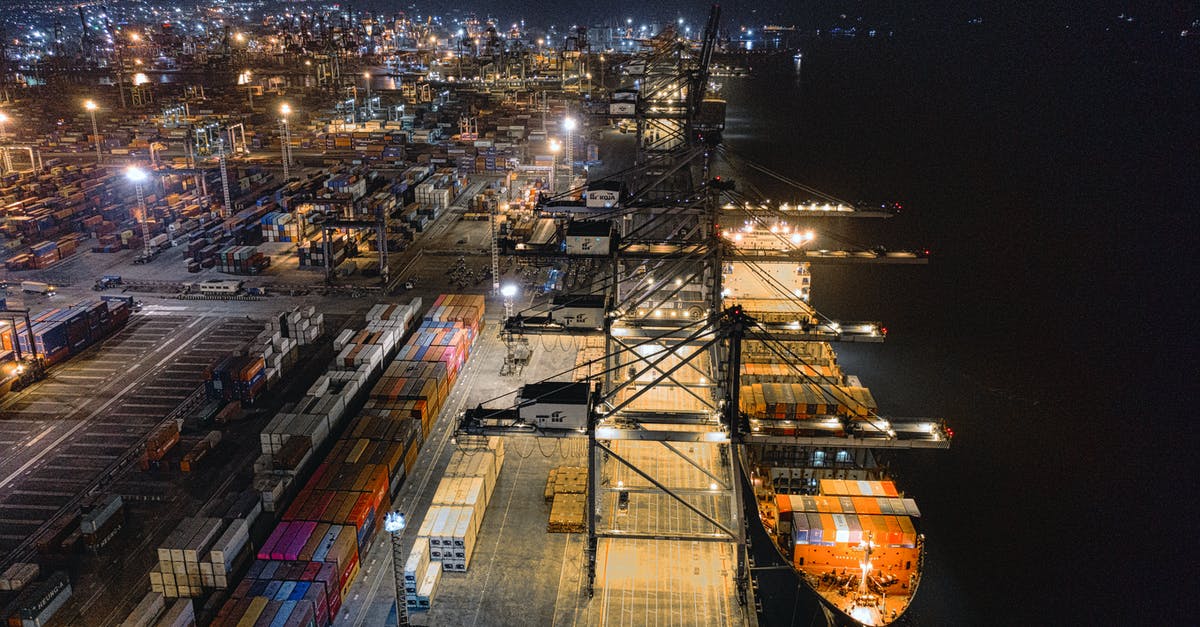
[
  {"x1": 562, "y1": 117, "x2": 576, "y2": 179},
  {"x1": 362, "y1": 72, "x2": 372, "y2": 118},
  {"x1": 279, "y1": 103, "x2": 293, "y2": 181},
  {"x1": 125, "y1": 166, "x2": 153, "y2": 259},
  {"x1": 0, "y1": 112, "x2": 10, "y2": 173},
  {"x1": 84, "y1": 100, "x2": 101, "y2": 164},
  {"x1": 500, "y1": 283, "x2": 518, "y2": 320},
  {"x1": 548, "y1": 139, "x2": 561, "y2": 193},
  {"x1": 384, "y1": 511, "x2": 410, "y2": 627}
]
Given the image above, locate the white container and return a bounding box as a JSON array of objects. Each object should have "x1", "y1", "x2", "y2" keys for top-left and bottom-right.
[
  {"x1": 208, "y1": 519, "x2": 249, "y2": 570},
  {"x1": 416, "y1": 562, "x2": 441, "y2": 609},
  {"x1": 156, "y1": 598, "x2": 195, "y2": 626},
  {"x1": 403, "y1": 541, "x2": 430, "y2": 594},
  {"x1": 426, "y1": 507, "x2": 455, "y2": 561},
  {"x1": 432, "y1": 477, "x2": 488, "y2": 530}
]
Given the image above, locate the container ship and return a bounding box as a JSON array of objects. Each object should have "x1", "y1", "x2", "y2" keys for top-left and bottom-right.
[{"x1": 730, "y1": 264, "x2": 941, "y2": 626}]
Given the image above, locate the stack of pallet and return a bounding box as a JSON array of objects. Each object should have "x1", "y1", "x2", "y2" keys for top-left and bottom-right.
[
  {"x1": 546, "y1": 466, "x2": 587, "y2": 533},
  {"x1": 573, "y1": 336, "x2": 606, "y2": 382},
  {"x1": 548, "y1": 494, "x2": 586, "y2": 533},
  {"x1": 544, "y1": 466, "x2": 587, "y2": 503}
]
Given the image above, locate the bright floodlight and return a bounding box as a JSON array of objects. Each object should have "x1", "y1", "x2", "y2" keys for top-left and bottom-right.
[
  {"x1": 125, "y1": 166, "x2": 148, "y2": 183},
  {"x1": 384, "y1": 511, "x2": 406, "y2": 533},
  {"x1": 84, "y1": 100, "x2": 97, "y2": 111},
  {"x1": 562, "y1": 117, "x2": 577, "y2": 131},
  {"x1": 500, "y1": 284, "x2": 518, "y2": 298},
  {"x1": 0, "y1": 112, "x2": 7, "y2": 123},
  {"x1": 280, "y1": 103, "x2": 291, "y2": 116},
  {"x1": 363, "y1": 72, "x2": 370, "y2": 79}
]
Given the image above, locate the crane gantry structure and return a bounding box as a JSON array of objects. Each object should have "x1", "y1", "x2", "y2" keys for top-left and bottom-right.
[{"x1": 458, "y1": 4, "x2": 949, "y2": 623}]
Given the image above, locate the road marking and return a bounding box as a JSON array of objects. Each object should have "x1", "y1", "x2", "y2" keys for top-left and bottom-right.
[{"x1": 24, "y1": 426, "x2": 54, "y2": 448}]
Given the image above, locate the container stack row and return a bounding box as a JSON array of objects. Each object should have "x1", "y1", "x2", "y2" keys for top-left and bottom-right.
[
  {"x1": 779, "y1": 501, "x2": 921, "y2": 580},
  {"x1": 260, "y1": 212, "x2": 307, "y2": 243},
  {"x1": 222, "y1": 295, "x2": 483, "y2": 623},
  {"x1": 403, "y1": 437, "x2": 505, "y2": 611},
  {"x1": 120, "y1": 591, "x2": 196, "y2": 627},
  {"x1": 80, "y1": 494, "x2": 125, "y2": 552},
  {"x1": 212, "y1": 245, "x2": 271, "y2": 275},
  {"x1": 147, "y1": 492, "x2": 261, "y2": 598},
  {"x1": 0, "y1": 571, "x2": 71, "y2": 627},
  {"x1": 739, "y1": 382, "x2": 879, "y2": 420},
  {"x1": 0, "y1": 563, "x2": 38, "y2": 592},
  {"x1": 204, "y1": 355, "x2": 268, "y2": 405},
  {"x1": 254, "y1": 299, "x2": 421, "y2": 512},
  {"x1": 265, "y1": 305, "x2": 324, "y2": 347}
]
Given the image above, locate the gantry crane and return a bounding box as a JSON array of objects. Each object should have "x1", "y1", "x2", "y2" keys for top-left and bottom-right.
[{"x1": 456, "y1": 4, "x2": 949, "y2": 622}]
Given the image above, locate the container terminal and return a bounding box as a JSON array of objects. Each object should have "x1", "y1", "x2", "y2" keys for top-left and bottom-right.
[{"x1": 0, "y1": 4, "x2": 947, "y2": 626}]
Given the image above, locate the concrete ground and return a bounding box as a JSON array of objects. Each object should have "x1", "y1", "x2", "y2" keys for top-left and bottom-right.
[
  {"x1": 334, "y1": 315, "x2": 751, "y2": 627},
  {"x1": 0, "y1": 310, "x2": 262, "y2": 556},
  {"x1": 0, "y1": 294, "x2": 370, "y2": 624}
]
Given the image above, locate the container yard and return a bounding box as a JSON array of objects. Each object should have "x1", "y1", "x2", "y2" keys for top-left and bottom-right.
[{"x1": 0, "y1": 3, "x2": 951, "y2": 627}]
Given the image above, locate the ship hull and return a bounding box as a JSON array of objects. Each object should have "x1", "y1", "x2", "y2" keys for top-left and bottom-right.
[{"x1": 740, "y1": 451, "x2": 923, "y2": 627}]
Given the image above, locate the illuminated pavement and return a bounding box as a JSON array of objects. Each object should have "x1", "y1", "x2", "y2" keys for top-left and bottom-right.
[{"x1": 333, "y1": 323, "x2": 751, "y2": 627}]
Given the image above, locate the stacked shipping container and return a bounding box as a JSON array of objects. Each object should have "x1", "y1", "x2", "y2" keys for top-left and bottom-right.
[
  {"x1": 1, "y1": 297, "x2": 131, "y2": 368},
  {"x1": 147, "y1": 491, "x2": 262, "y2": 598},
  {"x1": 218, "y1": 295, "x2": 485, "y2": 623}
]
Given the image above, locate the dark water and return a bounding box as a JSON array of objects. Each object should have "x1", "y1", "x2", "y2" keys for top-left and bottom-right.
[{"x1": 718, "y1": 31, "x2": 1197, "y2": 625}]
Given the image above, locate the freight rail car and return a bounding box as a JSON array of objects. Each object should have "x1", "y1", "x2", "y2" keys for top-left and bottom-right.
[{"x1": 0, "y1": 297, "x2": 132, "y2": 397}]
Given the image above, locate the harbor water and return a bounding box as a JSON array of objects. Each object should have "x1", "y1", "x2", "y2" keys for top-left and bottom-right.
[{"x1": 718, "y1": 28, "x2": 1195, "y2": 625}]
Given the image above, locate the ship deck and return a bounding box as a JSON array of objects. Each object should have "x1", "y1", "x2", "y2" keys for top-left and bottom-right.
[{"x1": 756, "y1": 492, "x2": 916, "y2": 627}]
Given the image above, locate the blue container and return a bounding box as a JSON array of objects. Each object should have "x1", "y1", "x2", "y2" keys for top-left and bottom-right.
[
  {"x1": 269, "y1": 600, "x2": 296, "y2": 627},
  {"x1": 248, "y1": 579, "x2": 269, "y2": 597},
  {"x1": 288, "y1": 581, "x2": 310, "y2": 601},
  {"x1": 275, "y1": 581, "x2": 296, "y2": 601}
]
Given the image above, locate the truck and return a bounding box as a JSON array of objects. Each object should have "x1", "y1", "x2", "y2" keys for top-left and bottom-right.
[
  {"x1": 93, "y1": 275, "x2": 122, "y2": 290},
  {"x1": 20, "y1": 281, "x2": 55, "y2": 295}
]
